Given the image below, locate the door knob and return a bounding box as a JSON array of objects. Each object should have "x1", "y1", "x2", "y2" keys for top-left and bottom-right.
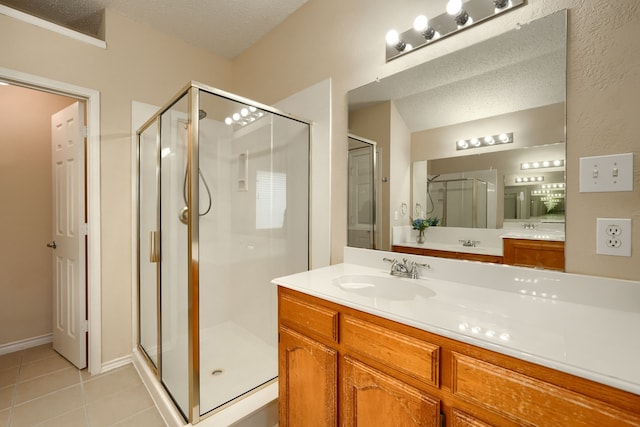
[{"x1": 46, "y1": 241, "x2": 57, "y2": 249}]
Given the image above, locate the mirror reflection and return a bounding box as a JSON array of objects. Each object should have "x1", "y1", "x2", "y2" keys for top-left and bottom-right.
[{"x1": 347, "y1": 11, "x2": 566, "y2": 269}]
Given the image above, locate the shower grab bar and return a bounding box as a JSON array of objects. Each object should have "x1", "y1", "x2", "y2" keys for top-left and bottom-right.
[{"x1": 150, "y1": 231, "x2": 160, "y2": 263}]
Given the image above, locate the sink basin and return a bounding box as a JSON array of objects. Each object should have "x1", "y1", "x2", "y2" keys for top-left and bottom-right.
[{"x1": 332, "y1": 274, "x2": 435, "y2": 300}]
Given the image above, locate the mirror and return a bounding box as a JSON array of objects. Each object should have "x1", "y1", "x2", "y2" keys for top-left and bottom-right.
[{"x1": 347, "y1": 10, "x2": 566, "y2": 257}]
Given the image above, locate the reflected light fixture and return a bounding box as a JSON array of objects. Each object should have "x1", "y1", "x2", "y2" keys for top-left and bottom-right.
[
  {"x1": 521, "y1": 159, "x2": 564, "y2": 170},
  {"x1": 447, "y1": 0, "x2": 471, "y2": 27},
  {"x1": 515, "y1": 176, "x2": 544, "y2": 184},
  {"x1": 456, "y1": 132, "x2": 512, "y2": 151},
  {"x1": 384, "y1": 0, "x2": 524, "y2": 62},
  {"x1": 225, "y1": 105, "x2": 264, "y2": 128}
]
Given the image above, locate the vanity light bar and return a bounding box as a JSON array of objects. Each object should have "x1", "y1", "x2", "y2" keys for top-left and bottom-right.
[
  {"x1": 385, "y1": 0, "x2": 525, "y2": 61},
  {"x1": 541, "y1": 183, "x2": 565, "y2": 189},
  {"x1": 521, "y1": 159, "x2": 564, "y2": 170},
  {"x1": 456, "y1": 132, "x2": 513, "y2": 151},
  {"x1": 514, "y1": 176, "x2": 544, "y2": 184},
  {"x1": 532, "y1": 190, "x2": 565, "y2": 197}
]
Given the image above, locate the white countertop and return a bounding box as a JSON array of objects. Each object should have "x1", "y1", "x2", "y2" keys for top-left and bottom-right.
[{"x1": 272, "y1": 248, "x2": 640, "y2": 396}]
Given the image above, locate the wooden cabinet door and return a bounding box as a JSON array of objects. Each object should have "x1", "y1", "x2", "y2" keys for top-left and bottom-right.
[
  {"x1": 279, "y1": 326, "x2": 338, "y2": 427},
  {"x1": 342, "y1": 356, "x2": 440, "y2": 426}
]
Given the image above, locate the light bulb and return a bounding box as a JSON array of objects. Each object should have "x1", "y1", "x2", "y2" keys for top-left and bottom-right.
[
  {"x1": 522, "y1": 163, "x2": 530, "y2": 169},
  {"x1": 224, "y1": 117, "x2": 233, "y2": 125},
  {"x1": 537, "y1": 177, "x2": 543, "y2": 181},
  {"x1": 484, "y1": 136, "x2": 495, "y2": 144},
  {"x1": 542, "y1": 161, "x2": 550, "y2": 167},
  {"x1": 232, "y1": 113, "x2": 240, "y2": 121},
  {"x1": 240, "y1": 108, "x2": 249, "y2": 117},
  {"x1": 413, "y1": 15, "x2": 428, "y2": 32},
  {"x1": 446, "y1": 0, "x2": 462, "y2": 16},
  {"x1": 553, "y1": 160, "x2": 562, "y2": 166},
  {"x1": 470, "y1": 138, "x2": 480, "y2": 147},
  {"x1": 499, "y1": 133, "x2": 510, "y2": 142},
  {"x1": 249, "y1": 106, "x2": 257, "y2": 112},
  {"x1": 385, "y1": 30, "x2": 400, "y2": 46},
  {"x1": 532, "y1": 162, "x2": 540, "y2": 168}
]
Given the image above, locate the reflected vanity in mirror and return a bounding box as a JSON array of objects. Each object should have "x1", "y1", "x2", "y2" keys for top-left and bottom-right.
[{"x1": 347, "y1": 10, "x2": 567, "y2": 270}]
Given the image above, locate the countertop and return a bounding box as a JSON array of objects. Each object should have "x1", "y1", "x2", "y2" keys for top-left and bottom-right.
[{"x1": 272, "y1": 253, "x2": 640, "y2": 396}]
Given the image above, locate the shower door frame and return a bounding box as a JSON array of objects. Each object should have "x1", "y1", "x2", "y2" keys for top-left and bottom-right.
[{"x1": 136, "y1": 81, "x2": 312, "y2": 425}]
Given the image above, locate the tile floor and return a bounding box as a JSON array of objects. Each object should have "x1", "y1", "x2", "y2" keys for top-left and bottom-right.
[{"x1": 0, "y1": 344, "x2": 167, "y2": 427}]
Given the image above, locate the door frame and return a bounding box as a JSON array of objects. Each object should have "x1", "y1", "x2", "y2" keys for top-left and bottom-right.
[{"x1": 0, "y1": 66, "x2": 102, "y2": 374}]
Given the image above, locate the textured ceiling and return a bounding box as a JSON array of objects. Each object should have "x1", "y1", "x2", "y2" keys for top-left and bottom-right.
[
  {"x1": 349, "y1": 11, "x2": 566, "y2": 132},
  {"x1": 0, "y1": 0, "x2": 309, "y2": 58}
]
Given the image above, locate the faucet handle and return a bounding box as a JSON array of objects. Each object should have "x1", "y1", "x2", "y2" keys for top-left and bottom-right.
[
  {"x1": 383, "y1": 257, "x2": 397, "y2": 264},
  {"x1": 412, "y1": 261, "x2": 430, "y2": 269}
]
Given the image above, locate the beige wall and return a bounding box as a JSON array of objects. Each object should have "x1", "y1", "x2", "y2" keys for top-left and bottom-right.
[
  {"x1": 0, "y1": 9, "x2": 232, "y2": 361},
  {"x1": 234, "y1": 0, "x2": 640, "y2": 281},
  {"x1": 0, "y1": 85, "x2": 75, "y2": 344}
]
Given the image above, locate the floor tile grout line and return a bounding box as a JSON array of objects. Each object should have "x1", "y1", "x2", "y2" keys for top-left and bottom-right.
[
  {"x1": 6, "y1": 350, "x2": 24, "y2": 427},
  {"x1": 79, "y1": 369, "x2": 92, "y2": 427},
  {"x1": 16, "y1": 365, "x2": 78, "y2": 387}
]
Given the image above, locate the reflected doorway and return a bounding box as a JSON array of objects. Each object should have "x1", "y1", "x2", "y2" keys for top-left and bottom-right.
[{"x1": 348, "y1": 134, "x2": 379, "y2": 249}]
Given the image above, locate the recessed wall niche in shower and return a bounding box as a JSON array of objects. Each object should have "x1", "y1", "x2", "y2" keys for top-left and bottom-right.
[{"x1": 137, "y1": 82, "x2": 310, "y2": 424}]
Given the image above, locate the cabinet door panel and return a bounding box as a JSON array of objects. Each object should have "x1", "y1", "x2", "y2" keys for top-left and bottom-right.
[
  {"x1": 342, "y1": 356, "x2": 440, "y2": 426},
  {"x1": 279, "y1": 326, "x2": 337, "y2": 427}
]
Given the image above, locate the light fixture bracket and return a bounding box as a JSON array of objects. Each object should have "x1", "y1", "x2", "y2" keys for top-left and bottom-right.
[{"x1": 386, "y1": 0, "x2": 525, "y2": 62}]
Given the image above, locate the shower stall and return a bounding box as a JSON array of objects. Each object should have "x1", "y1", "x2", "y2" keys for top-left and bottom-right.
[
  {"x1": 428, "y1": 177, "x2": 488, "y2": 228},
  {"x1": 136, "y1": 82, "x2": 310, "y2": 424}
]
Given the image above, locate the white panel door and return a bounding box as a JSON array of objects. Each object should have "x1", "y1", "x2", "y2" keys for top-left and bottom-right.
[{"x1": 51, "y1": 101, "x2": 87, "y2": 369}]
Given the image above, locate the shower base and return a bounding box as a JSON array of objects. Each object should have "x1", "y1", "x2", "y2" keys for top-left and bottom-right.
[{"x1": 199, "y1": 320, "x2": 277, "y2": 415}]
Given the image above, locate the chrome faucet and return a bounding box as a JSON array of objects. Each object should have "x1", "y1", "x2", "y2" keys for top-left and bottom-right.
[
  {"x1": 459, "y1": 239, "x2": 480, "y2": 247},
  {"x1": 383, "y1": 257, "x2": 430, "y2": 279}
]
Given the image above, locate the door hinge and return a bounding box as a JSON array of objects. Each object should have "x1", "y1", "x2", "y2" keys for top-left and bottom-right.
[
  {"x1": 81, "y1": 125, "x2": 87, "y2": 138},
  {"x1": 81, "y1": 223, "x2": 89, "y2": 236},
  {"x1": 82, "y1": 320, "x2": 89, "y2": 333}
]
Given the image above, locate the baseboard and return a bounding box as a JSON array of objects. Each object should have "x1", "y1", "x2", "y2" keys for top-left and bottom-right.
[
  {"x1": 101, "y1": 354, "x2": 133, "y2": 373},
  {"x1": 0, "y1": 333, "x2": 53, "y2": 355}
]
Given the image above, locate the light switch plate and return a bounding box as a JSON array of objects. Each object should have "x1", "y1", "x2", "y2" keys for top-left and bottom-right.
[
  {"x1": 579, "y1": 153, "x2": 634, "y2": 192},
  {"x1": 596, "y1": 218, "x2": 632, "y2": 256}
]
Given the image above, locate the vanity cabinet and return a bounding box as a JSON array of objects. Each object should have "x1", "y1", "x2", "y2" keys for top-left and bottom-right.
[
  {"x1": 392, "y1": 245, "x2": 503, "y2": 264},
  {"x1": 278, "y1": 287, "x2": 640, "y2": 426},
  {"x1": 502, "y1": 238, "x2": 564, "y2": 270}
]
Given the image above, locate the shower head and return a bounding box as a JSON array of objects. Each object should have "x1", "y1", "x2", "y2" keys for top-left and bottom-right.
[{"x1": 199, "y1": 109, "x2": 207, "y2": 120}]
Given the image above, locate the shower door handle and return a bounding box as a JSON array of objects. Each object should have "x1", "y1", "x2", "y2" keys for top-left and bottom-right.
[{"x1": 150, "y1": 231, "x2": 160, "y2": 263}]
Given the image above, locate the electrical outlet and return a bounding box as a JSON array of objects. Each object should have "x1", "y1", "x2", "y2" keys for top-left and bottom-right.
[{"x1": 596, "y1": 218, "x2": 632, "y2": 256}]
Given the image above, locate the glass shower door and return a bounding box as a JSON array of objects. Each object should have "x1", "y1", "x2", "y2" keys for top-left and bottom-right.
[
  {"x1": 197, "y1": 89, "x2": 309, "y2": 416},
  {"x1": 138, "y1": 120, "x2": 159, "y2": 370}
]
